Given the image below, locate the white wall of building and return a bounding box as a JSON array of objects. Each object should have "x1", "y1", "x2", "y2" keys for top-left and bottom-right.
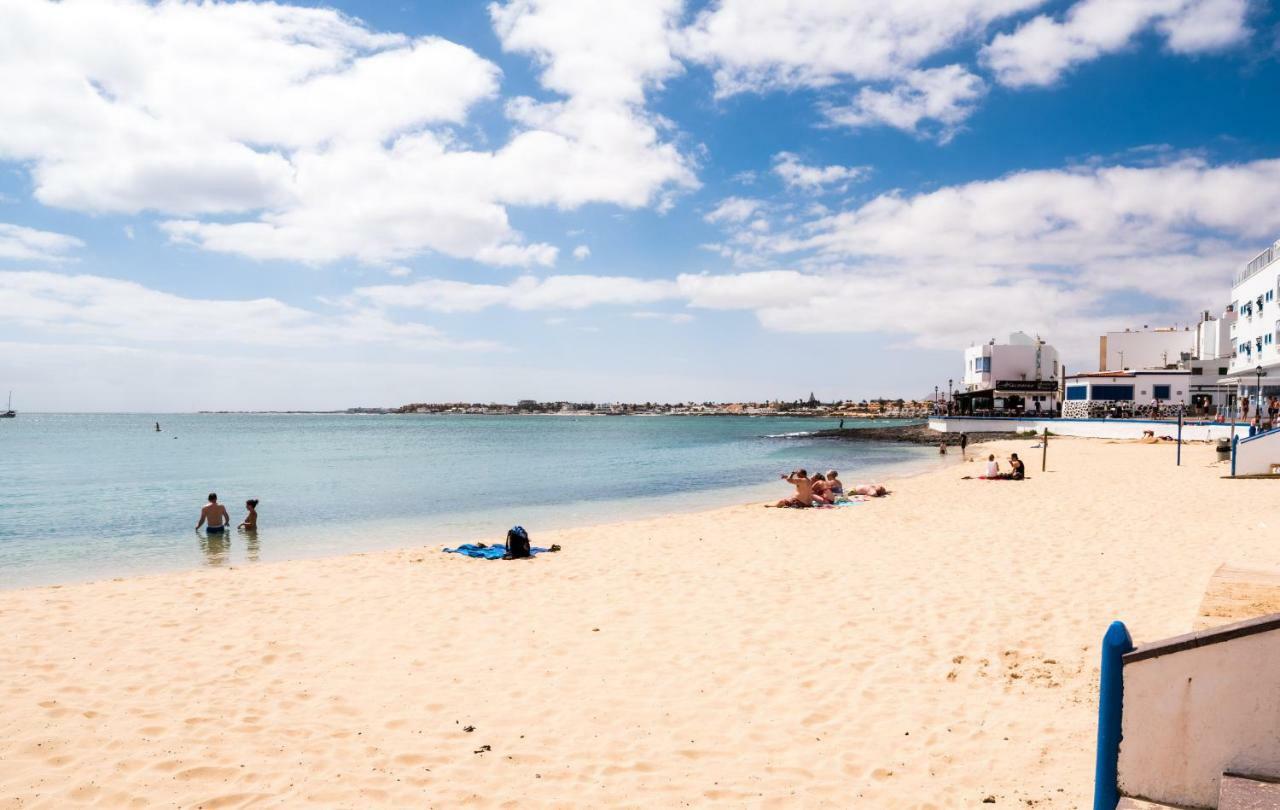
[
  {"x1": 1101, "y1": 328, "x2": 1195, "y2": 371},
  {"x1": 1196, "y1": 310, "x2": 1235, "y2": 362},
  {"x1": 1119, "y1": 627, "x2": 1280, "y2": 808},
  {"x1": 1229, "y1": 239, "x2": 1280, "y2": 377},
  {"x1": 963, "y1": 332, "x2": 1060, "y2": 391},
  {"x1": 1233, "y1": 428, "x2": 1280, "y2": 475},
  {"x1": 928, "y1": 417, "x2": 1245, "y2": 441}
]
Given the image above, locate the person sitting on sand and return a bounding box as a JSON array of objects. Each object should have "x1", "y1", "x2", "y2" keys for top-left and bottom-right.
[
  {"x1": 238, "y1": 498, "x2": 259, "y2": 531},
  {"x1": 775, "y1": 469, "x2": 815, "y2": 508},
  {"x1": 825, "y1": 470, "x2": 844, "y2": 498},
  {"x1": 997, "y1": 453, "x2": 1026, "y2": 481},
  {"x1": 196, "y1": 492, "x2": 230, "y2": 533},
  {"x1": 810, "y1": 473, "x2": 834, "y2": 504},
  {"x1": 850, "y1": 483, "x2": 888, "y2": 497},
  {"x1": 985, "y1": 454, "x2": 999, "y2": 478}
]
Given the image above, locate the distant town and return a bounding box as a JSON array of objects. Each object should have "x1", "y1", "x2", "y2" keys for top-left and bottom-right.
[{"x1": 342, "y1": 394, "x2": 938, "y2": 418}]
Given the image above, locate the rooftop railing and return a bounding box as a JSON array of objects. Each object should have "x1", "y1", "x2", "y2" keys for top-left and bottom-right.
[{"x1": 1235, "y1": 244, "x2": 1278, "y2": 287}]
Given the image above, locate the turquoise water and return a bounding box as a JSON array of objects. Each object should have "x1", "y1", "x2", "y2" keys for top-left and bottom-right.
[{"x1": 0, "y1": 414, "x2": 940, "y2": 588}]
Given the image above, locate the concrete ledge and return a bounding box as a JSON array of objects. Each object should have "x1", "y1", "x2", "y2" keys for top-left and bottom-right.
[{"x1": 1124, "y1": 612, "x2": 1280, "y2": 664}]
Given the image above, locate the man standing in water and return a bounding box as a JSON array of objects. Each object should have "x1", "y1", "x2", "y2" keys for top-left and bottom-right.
[{"x1": 196, "y1": 492, "x2": 230, "y2": 533}]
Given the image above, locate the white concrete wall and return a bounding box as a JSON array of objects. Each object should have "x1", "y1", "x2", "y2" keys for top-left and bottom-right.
[
  {"x1": 1103, "y1": 329, "x2": 1195, "y2": 371},
  {"x1": 1118, "y1": 628, "x2": 1280, "y2": 808},
  {"x1": 1233, "y1": 428, "x2": 1280, "y2": 475},
  {"x1": 928, "y1": 417, "x2": 1246, "y2": 442}
]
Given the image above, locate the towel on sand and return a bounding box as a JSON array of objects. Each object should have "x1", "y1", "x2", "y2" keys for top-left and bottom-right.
[{"x1": 443, "y1": 543, "x2": 553, "y2": 560}]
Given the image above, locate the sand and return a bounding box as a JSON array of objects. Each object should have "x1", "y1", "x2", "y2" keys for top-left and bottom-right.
[{"x1": 3, "y1": 437, "x2": 1279, "y2": 808}]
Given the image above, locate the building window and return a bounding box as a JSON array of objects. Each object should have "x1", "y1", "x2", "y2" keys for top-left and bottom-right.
[
  {"x1": 1220, "y1": 367, "x2": 1229, "y2": 375},
  {"x1": 975, "y1": 356, "x2": 991, "y2": 373},
  {"x1": 1191, "y1": 367, "x2": 1203, "y2": 374},
  {"x1": 1066, "y1": 385, "x2": 1087, "y2": 401},
  {"x1": 1153, "y1": 384, "x2": 1171, "y2": 400},
  {"x1": 1091, "y1": 384, "x2": 1135, "y2": 401}
]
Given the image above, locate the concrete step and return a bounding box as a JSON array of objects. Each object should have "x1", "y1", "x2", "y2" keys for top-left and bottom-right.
[{"x1": 1219, "y1": 773, "x2": 1280, "y2": 810}]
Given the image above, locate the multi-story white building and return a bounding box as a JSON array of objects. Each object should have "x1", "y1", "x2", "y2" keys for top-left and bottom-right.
[
  {"x1": 1098, "y1": 326, "x2": 1196, "y2": 371},
  {"x1": 957, "y1": 332, "x2": 1060, "y2": 414},
  {"x1": 1229, "y1": 238, "x2": 1280, "y2": 413}
]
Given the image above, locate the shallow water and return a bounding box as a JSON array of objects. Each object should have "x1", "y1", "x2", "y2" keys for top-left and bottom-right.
[{"x1": 0, "y1": 413, "x2": 942, "y2": 588}]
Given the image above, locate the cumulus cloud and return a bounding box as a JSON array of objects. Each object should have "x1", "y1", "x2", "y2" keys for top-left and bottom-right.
[
  {"x1": 0, "y1": 223, "x2": 83, "y2": 262},
  {"x1": 823, "y1": 65, "x2": 987, "y2": 141},
  {"x1": 771, "y1": 153, "x2": 868, "y2": 191},
  {"x1": 678, "y1": 0, "x2": 1042, "y2": 95},
  {"x1": 572, "y1": 245, "x2": 591, "y2": 260},
  {"x1": 704, "y1": 197, "x2": 764, "y2": 224},
  {"x1": 0, "y1": 0, "x2": 694, "y2": 267},
  {"x1": 0, "y1": 271, "x2": 495, "y2": 351},
  {"x1": 983, "y1": 0, "x2": 1250, "y2": 88},
  {"x1": 681, "y1": 157, "x2": 1280, "y2": 355}
]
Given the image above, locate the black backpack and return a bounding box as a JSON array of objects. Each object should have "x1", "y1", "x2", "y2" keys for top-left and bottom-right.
[{"x1": 505, "y1": 525, "x2": 530, "y2": 559}]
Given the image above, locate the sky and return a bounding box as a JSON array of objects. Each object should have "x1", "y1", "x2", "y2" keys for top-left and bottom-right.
[{"x1": 2, "y1": 0, "x2": 1280, "y2": 411}]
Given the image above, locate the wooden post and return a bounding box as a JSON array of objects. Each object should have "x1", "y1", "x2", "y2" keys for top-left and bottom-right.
[{"x1": 1041, "y1": 427, "x2": 1048, "y2": 472}]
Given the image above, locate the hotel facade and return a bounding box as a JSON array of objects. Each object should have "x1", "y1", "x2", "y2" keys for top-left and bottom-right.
[{"x1": 1229, "y1": 237, "x2": 1280, "y2": 410}]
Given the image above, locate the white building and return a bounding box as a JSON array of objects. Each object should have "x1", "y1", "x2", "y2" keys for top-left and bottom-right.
[
  {"x1": 1228, "y1": 237, "x2": 1280, "y2": 412},
  {"x1": 1194, "y1": 307, "x2": 1236, "y2": 365},
  {"x1": 958, "y1": 332, "x2": 1060, "y2": 414},
  {"x1": 1063, "y1": 369, "x2": 1230, "y2": 418},
  {"x1": 1099, "y1": 326, "x2": 1196, "y2": 371}
]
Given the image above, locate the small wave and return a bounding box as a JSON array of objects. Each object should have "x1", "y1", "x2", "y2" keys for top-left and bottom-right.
[{"x1": 764, "y1": 430, "x2": 816, "y2": 438}]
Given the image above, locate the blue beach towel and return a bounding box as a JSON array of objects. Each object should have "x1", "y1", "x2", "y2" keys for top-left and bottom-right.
[{"x1": 443, "y1": 543, "x2": 553, "y2": 560}]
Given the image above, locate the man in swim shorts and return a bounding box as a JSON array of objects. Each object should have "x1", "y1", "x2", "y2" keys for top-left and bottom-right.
[{"x1": 197, "y1": 492, "x2": 230, "y2": 533}]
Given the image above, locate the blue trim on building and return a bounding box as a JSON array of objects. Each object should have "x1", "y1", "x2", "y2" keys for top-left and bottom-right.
[
  {"x1": 1238, "y1": 425, "x2": 1280, "y2": 445},
  {"x1": 934, "y1": 416, "x2": 1230, "y2": 427}
]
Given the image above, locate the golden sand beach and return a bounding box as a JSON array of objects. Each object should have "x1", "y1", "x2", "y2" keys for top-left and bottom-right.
[{"x1": 3, "y1": 437, "x2": 1278, "y2": 808}]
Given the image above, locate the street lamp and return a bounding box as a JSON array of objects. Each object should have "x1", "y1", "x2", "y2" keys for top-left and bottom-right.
[
  {"x1": 1257, "y1": 364, "x2": 1267, "y2": 419},
  {"x1": 948, "y1": 378, "x2": 953, "y2": 414}
]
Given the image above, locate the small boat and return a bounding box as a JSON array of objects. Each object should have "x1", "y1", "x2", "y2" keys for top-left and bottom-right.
[{"x1": 1, "y1": 391, "x2": 15, "y2": 418}]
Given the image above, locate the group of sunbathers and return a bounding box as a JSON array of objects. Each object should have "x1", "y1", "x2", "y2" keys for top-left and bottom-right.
[{"x1": 774, "y1": 469, "x2": 888, "y2": 508}]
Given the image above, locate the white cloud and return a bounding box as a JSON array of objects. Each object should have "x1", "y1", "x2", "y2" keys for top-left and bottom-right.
[
  {"x1": 823, "y1": 65, "x2": 987, "y2": 141},
  {"x1": 0, "y1": 223, "x2": 83, "y2": 262},
  {"x1": 572, "y1": 245, "x2": 591, "y2": 260},
  {"x1": 0, "y1": 0, "x2": 694, "y2": 268},
  {"x1": 678, "y1": 0, "x2": 1042, "y2": 96},
  {"x1": 704, "y1": 196, "x2": 763, "y2": 224},
  {"x1": 771, "y1": 152, "x2": 868, "y2": 191},
  {"x1": 983, "y1": 0, "x2": 1250, "y2": 88},
  {"x1": 388, "y1": 266, "x2": 412, "y2": 278},
  {"x1": 0, "y1": 271, "x2": 495, "y2": 351},
  {"x1": 355, "y1": 274, "x2": 678, "y2": 313},
  {"x1": 630, "y1": 310, "x2": 693, "y2": 323}
]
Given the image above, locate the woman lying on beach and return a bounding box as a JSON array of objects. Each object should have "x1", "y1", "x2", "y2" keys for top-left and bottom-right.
[{"x1": 849, "y1": 483, "x2": 888, "y2": 497}]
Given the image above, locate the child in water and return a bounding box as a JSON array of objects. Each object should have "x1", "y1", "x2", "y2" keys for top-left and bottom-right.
[{"x1": 238, "y1": 499, "x2": 259, "y2": 531}]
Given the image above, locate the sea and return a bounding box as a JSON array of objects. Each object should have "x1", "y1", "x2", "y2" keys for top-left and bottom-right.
[{"x1": 0, "y1": 413, "x2": 945, "y2": 589}]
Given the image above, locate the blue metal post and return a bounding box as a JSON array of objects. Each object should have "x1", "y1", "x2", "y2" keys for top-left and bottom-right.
[
  {"x1": 1231, "y1": 434, "x2": 1239, "y2": 477},
  {"x1": 1094, "y1": 621, "x2": 1134, "y2": 810}
]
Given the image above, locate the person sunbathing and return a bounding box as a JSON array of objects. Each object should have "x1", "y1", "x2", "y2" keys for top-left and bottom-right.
[
  {"x1": 825, "y1": 470, "x2": 844, "y2": 497},
  {"x1": 850, "y1": 483, "x2": 888, "y2": 497},
  {"x1": 775, "y1": 469, "x2": 815, "y2": 507},
  {"x1": 811, "y1": 473, "x2": 834, "y2": 504}
]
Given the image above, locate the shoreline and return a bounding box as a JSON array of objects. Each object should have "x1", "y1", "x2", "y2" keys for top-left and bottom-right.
[
  {"x1": 8, "y1": 437, "x2": 1273, "y2": 806},
  {"x1": 1, "y1": 440, "x2": 952, "y2": 593},
  {"x1": 2, "y1": 445, "x2": 957, "y2": 594}
]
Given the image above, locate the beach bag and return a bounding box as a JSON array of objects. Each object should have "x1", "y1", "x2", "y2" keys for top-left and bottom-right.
[{"x1": 505, "y1": 525, "x2": 530, "y2": 559}]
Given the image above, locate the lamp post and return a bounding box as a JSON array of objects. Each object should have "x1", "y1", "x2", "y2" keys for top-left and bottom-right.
[
  {"x1": 1257, "y1": 365, "x2": 1268, "y2": 423},
  {"x1": 934, "y1": 385, "x2": 939, "y2": 414},
  {"x1": 948, "y1": 378, "x2": 953, "y2": 414}
]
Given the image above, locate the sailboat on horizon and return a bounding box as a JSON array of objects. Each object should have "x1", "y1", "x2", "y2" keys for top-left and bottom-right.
[{"x1": 2, "y1": 391, "x2": 15, "y2": 418}]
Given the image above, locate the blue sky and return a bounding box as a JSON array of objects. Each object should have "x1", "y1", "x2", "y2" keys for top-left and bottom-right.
[{"x1": 2, "y1": 0, "x2": 1280, "y2": 411}]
